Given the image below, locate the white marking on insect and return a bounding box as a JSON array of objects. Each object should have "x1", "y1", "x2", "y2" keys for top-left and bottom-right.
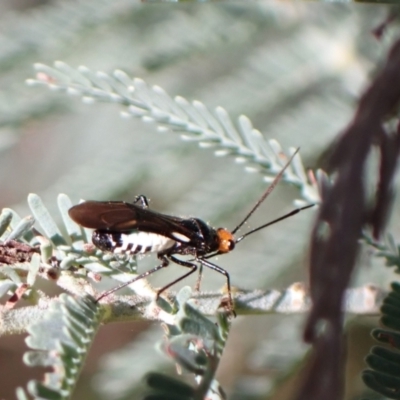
[
  {"x1": 113, "y1": 232, "x2": 176, "y2": 254},
  {"x1": 171, "y1": 231, "x2": 190, "y2": 242}
]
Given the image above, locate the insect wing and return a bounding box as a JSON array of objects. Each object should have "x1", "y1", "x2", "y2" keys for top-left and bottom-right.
[
  {"x1": 69, "y1": 201, "x2": 196, "y2": 243},
  {"x1": 69, "y1": 201, "x2": 134, "y2": 229}
]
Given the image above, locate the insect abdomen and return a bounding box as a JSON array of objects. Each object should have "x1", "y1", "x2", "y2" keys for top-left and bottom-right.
[{"x1": 92, "y1": 230, "x2": 176, "y2": 255}]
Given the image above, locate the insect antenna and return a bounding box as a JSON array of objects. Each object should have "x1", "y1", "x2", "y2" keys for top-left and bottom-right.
[
  {"x1": 198, "y1": 203, "x2": 314, "y2": 263},
  {"x1": 235, "y1": 203, "x2": 314, "y2": 243},
  {"x1": 231, "y1": 147, "x2": 301, "y2": 235}
]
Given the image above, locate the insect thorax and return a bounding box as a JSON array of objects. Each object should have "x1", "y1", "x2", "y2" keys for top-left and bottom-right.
[
  {"x1": 92, "y1": 230, "x2": 176, "y2": 255},
  {"x1": 176, "y1": 218, "x2": 220, "y2": 255}
]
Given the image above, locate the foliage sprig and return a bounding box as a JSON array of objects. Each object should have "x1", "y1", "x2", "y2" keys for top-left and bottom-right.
[{"x1": 27, "y1": 62, "x2": 320, "y2": 206}]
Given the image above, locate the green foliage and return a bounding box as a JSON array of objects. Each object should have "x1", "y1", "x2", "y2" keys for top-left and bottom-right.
[
  {"x1": 28, "y1": 63, "x2": 319, "y2": 206},
  {"x1": 364, "y1": 232, "x2": 400, "y2": 273},
  {"x1": 363, "y1": 283, "x2": 400, "y2": 399},
  {"x1": 143, "y1": 287, "x2": 230, "y2": 400},
  {"x1": 19, "y1": 294, "x2": 102, "y2": 400}
]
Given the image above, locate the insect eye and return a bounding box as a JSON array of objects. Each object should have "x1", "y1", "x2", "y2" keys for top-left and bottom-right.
[{"x1": 228, "y1": 240, "x2": 235, "y2": 251}]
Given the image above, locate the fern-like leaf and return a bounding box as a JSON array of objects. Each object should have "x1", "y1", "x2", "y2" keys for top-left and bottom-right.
[
  {"x1": 27, "y1": 62, "x2": 320, "y2": 205},
  {"x1": 143, "y1": 287, "x2": 229, "y2": 400},
  {"x1": 363, "y1": 282, "x2": 400, "y2": 399},
  {"x1": 363, "y1": 232, "x2": 400, "y2": 272},
  {"x1": 21, "y1": 294, "x2": 102, "y2": 400}
]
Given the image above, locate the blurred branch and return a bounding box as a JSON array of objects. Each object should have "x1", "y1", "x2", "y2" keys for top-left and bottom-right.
[{"x1": 297, "y1": 36, "x2": 400, "y2": 400}]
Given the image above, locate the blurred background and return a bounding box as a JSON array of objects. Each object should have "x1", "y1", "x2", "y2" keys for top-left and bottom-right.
[{"x1": 0, "y1": 1, "x2": 397, "y2": 399}]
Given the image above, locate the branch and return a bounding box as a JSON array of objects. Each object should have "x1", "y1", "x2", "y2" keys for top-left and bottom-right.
[
  {"x1": 297, "y1": 36, "x2": 400, "y2": 400},
  {"x1": 0, "y1": 284, "x2": 384, "y2": 336}
]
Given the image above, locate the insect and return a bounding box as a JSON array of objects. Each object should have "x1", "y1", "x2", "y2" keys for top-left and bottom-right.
[{"x1": 68, "y1": 149, "x2": 314, "y2": 315}]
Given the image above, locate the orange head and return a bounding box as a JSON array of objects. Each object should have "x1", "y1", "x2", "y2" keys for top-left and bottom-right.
[{"x1": 216, "y1": 228, "x2": 235, "y2": 253}]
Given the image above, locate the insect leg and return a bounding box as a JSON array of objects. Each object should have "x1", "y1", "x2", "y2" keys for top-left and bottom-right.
[
  {"x1": 156, "y1": 255, "x2": 197, "y2": 298},
  {"x1": 133, "y1": 195, "x2": 149, "y2": 209},
  {"x1": 194, "y1": 264, "x2": 203, "y2": 292},
  {"x1": 96, "y1": 255, "x2": 169, "y2": 302},
  {"x1": 197, "y1": 258, "x2": 235, "y2": 316}
]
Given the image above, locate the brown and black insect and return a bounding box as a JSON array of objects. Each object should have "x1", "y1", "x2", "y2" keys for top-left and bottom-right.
[{"x1": 68, "y1": 149, "x2": 314, "y2": 314}]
